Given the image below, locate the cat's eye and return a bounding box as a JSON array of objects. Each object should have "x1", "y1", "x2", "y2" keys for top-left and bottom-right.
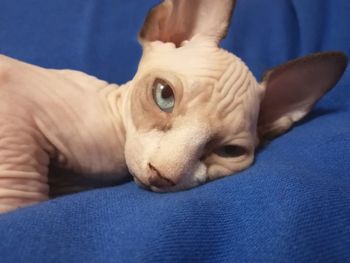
[
  {"x1": 215, "y1": 145, "x2": 246, "y2": 158},
  {"x1": 152, "y1": 79, "x2": 175, "y2": 113}
]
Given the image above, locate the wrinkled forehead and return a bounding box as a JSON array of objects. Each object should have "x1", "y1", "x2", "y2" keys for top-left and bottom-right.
[{"x1": 138, "y1": 42, "x2": 236, "y2": 80}]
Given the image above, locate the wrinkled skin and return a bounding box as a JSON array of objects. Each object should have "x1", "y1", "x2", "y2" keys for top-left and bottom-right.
[
  {"x1": 0, "y1": 0, "x2": 347, "y2": 213},
  {"x1": 0, "y1": 56, "x2": 129, "y2": 212}
]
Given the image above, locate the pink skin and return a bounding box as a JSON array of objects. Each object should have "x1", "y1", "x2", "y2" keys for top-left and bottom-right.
[{"x1": 0, "y1": 0, "x2": 347, "y2": 213}]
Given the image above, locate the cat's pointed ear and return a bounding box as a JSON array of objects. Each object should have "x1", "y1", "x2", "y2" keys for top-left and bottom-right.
[
  {"x1": 139, "y1": 0, "x2": 236, "y2": 47},
  {"x1": 258, "y1": 52, "x2": 348, "y2": 139}
]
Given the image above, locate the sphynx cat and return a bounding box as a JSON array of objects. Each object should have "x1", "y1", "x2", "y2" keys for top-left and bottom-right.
[{"x1": 0, "y1": 0, "x2": 347, "y2": 213}]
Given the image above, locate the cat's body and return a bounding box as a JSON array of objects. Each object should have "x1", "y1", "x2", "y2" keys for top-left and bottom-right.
[
  {"x1": 0, "y1": 0, "x2": 347, "y2": 213},
  {"x1": 0, "y1": 56, "x2": 129, "y2": 210}
]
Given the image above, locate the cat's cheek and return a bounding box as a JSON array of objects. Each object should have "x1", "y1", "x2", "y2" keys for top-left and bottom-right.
[
  {"x1": 124, "y1": 136, "x2": 148, "y2": 184},
  {"x1": 206, "y1": 154, "x2": 255, "y2": 181},
  {"x1": 192, "y1": 162, "x2": 208, "y2": 186},
  {"x1": 124, "y1": 141, "x2": 141, "y2": 179}
]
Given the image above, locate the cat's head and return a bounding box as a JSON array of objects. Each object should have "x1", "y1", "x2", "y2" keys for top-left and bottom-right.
[{"x1": 123, "y1": 0, "x2": 347, "y2": 192}]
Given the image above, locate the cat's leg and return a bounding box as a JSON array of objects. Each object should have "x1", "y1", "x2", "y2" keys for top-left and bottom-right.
[{"x1": 0, "y1": 120, "x2": 50, "y2": 213}]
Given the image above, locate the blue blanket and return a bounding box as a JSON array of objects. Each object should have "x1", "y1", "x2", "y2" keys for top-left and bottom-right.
[{"x1": 0, "y1": 0, "x2": 349, "y2": 262}]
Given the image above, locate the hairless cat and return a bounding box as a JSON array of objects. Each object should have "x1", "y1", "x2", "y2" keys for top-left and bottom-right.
[{"x1": 0, "y1": 0, "x2": 347, "y2": 213}]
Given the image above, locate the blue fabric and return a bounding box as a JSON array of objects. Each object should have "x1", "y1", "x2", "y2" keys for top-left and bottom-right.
[{"x1": 0, "y1": 0, "x2": 349, "y2": 262}]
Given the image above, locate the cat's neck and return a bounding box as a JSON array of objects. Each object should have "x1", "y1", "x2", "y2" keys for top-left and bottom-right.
[
  {"x1": 103, "y1": 81, "x2": 132, "y2": 148},
  {"x1": 48, "y1": 81, "x2": 133, "y2": 192}
]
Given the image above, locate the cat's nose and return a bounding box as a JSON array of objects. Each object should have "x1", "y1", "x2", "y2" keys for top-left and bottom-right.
[{"x1": 148, "y1": 163, "x2": 176, "y2": 188}]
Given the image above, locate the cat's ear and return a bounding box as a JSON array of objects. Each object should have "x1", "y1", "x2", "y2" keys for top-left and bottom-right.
[
  {"x1": 139, "y1": 0, "x2": 236, "y2": 47},
  {"x1": 258, "y1": 52, "x2": 348, "y2": 139}
]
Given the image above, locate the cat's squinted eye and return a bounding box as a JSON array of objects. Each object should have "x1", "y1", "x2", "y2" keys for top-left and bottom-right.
[{"x1": 215, "y1": 145, "x2": 247, "y2": 158}]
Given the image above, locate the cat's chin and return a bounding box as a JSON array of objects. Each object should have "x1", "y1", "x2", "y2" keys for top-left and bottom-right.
[{"x1": 133, "y1": 175, "x2": 151, "y2": 190}]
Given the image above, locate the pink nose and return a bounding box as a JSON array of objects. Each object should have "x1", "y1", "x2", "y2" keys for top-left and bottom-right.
[{"x1": 148, "y1": 163, "x2": 175, "y2": 188}]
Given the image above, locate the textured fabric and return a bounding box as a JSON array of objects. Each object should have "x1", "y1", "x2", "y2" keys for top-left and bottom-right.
[{"x1": 0, "y1": 0, "x2": 349, "y2": 262}]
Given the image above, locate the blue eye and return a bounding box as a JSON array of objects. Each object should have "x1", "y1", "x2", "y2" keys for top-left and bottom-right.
[
  {"x1": 152, "y1": 79, "x2": 175, "y2": 113},
  {"x1": 215, "y1": 145, "x2": 246, "y2": 158}
]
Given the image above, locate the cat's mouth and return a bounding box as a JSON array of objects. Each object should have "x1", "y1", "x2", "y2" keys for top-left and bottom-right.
[
  {"x1": 133, "y1": 174, "x2": 208, "y2": 193},
  {"x1": 133, "y1": 176, "x2": 166, "y2": 192},
  {"x1": 133, "y1": 174, "x2": 177, "y2": 193}
]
